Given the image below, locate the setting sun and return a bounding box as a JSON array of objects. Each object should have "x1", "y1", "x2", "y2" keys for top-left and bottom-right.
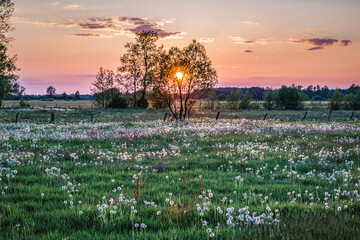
[{"x1": 176, "y1": 72, "x2": 183, "y2": 80}]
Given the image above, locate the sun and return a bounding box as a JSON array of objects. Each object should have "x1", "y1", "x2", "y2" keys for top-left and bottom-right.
[{"x1": 175, "y1": 72, "x2": 183, "y2": 80}]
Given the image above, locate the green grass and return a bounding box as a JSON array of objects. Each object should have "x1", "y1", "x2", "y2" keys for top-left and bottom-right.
[{"x1": 0, "y1": 108, "x2": 360, "y2": 239}]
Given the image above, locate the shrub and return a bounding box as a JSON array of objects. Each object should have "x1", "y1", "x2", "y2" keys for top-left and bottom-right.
[
  {"x1": 18, "y1": 98, "x2": 30, "y2": 108},
  {"x1": 108, "y1": 94, "x2": 128, "y2": 108}
]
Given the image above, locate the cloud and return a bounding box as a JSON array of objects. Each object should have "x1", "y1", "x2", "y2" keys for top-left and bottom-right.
[
  {"x1": 340, "y1": 40, "x2": 352, "y2": 46},
  {"x1": 231, "y1": 37, "x2": 255, "y2": 44},
  {"x1": 307, "y1": 47, "x2": 324, "y2": 51},
  {"x1": 241, "y1": 21, "x2": 260, "y2": 25},
  {"x1": 15, "y1": 16, "x2": 184, "y2": 39},
  {"x1": 64, "y1": 4, "x2": 84, "y2": 10},
  {"x1": 72, "y1": 17, "x2": 182, "y2": 38},
  {"x1": 292, "y1": 38, "x2": 338, "y2": 46},
  {"x1": 291, "y1": 37, "x2": 352, "y2": 50},
  {"x1": 244, "y1": 50, "x2": 254, "y2": 53},
  {"x1": 230, "y1": 36, "x2": 280, "y2": 45},
  {"x1": 68, "y1": 33, "x2": 111, "y2": 38},
  {"x1": 199, "y1": 37, "x2": 215, "y2": 43}
]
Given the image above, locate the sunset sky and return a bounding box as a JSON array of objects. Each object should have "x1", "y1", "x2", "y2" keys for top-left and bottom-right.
[{"x1": 10, "y1": 0, "x2": 360, "y2": 94}]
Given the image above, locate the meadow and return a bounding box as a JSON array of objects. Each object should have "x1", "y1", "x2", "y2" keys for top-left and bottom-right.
[{"x1": 0, "y1": 108, "x2": 360, "y2": 239}]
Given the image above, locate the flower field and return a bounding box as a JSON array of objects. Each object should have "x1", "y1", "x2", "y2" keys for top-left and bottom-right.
[{"x1": 1, "y1": 109, "x2": 360, "y2": 239}]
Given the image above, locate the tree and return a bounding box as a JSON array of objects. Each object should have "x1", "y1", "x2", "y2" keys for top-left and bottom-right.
[
  {"x1": 274, "y1": 86, "x2": 303, "y2": 110},
  {"x1": 328, "y1": 89, "x2": 342, "y2": 110},
  {"x1": 117, "y1": 42, "x2": 142, "y2": 107},
  {"x1": 62, "y1": 92, "x2": 67, "y2": 100},
  {"x1": 91, "y1": 67, "x2": 115, "y2": 108},
  {"x1": 74, "y1": 91, "x2": 80, "y2": 100},
  {"x1": 46, "y1": 86, "x2": 56, "y2": 97},
  {"x1": 263, "y1": 89, "x2": 275, "y2": 110},
  {"x1": 154, "y1": 40, "x2": 217, "y2": 120},
  {"x1": 0, "y1": 0, "x2": 19, "y2": 108},
  {"x1": 118, "y1": 31, "x2": 159, "y2": 108}
]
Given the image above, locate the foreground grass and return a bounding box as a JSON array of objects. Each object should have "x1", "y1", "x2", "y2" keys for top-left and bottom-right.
[{"x1": 1, "y1": 109, "x2": 360, "y2": 239}]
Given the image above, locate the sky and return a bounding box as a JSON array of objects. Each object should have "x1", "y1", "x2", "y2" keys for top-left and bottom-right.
[{"x1": 9, "y1": 0, "x2": 360, "y2": 94}]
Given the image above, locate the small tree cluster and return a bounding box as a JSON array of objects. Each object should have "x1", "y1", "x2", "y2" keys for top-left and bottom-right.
[
  {"x1": 226, "y1": 88, "x2": 252, "y2": 110},
  {"x1": 263, "y1": 86, "x2": 304, "y2": 110},
  {"x1": 328, "y1": 89, "x2": 360, "y2": 110}
]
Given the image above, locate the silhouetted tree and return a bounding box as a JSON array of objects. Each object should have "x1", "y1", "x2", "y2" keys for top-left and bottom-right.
[
  {"x1": 74, "y1": 91, "x2": 80, "y2": 100},
  {"x1": 46, "y1": 86, "x2": 56, "y2": 97},
  {"x1": 154, "y1": 40, "x2": 217, "y2": 120},
  {"x1": 118, "y1": 30, "x2": 159, "y2": 108}
]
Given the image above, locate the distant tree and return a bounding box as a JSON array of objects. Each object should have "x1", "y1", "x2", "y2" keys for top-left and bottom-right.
[
  {"x1": 91, "y1": 67, "x2": 115, "y2": 108},
  {"x1": 263, "y1": 89, "x2": 275, "y2": 110},
  {"x1": 328, "y1": 89, "x2": 342, "y2": 110},
  {"x1": 118, "y1": 30, "x2": 159, "y2": 108},
  {"x1": 74, "y1": 91, "x2": 80, "y2": 100},
  {"x1": 226, "y1": 89, "x2": 252, "y2": 110},
  {"x1": 0, "y1": 0, "x2": 19, "y2": 108},
  {"x1": 274, "y1": 86, "x2": 303, "y2": 110},
  {"x1": 46, "y1": 86, "x2": 56, "y2": 97},
  {"x1": 154, "y1": 40, "x2": 217, "y2": 120},
  {"x1": 62, "y1": 92, "x2": 67, "y2": 100}
]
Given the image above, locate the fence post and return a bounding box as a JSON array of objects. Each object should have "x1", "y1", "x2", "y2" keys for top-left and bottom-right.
[
  {"x1": 302, "y1": 111, "x2": 308, "y2": 121},
  {"x1": 50, "y1": 112, "x2": 55, "y2": 123},
  {"x1": 350, "y1": 111, "x2": 354, "y2": 120},
  {"x1": 15, "y1": 112, "x2": 20, "y2": 123},
  {"x1": 328, "y1": 110, "x2": 332, "y2": 120},
  {"x1": 91, "y1": 114, "x2": 94, "y2": 123},
  {"x1": 263, "y1": 113, "x2": 268, "y2": 120},
  {"x1": 216, "y1": 112, "x2": 220, "y2": 120},
  {"x1": 163, "y1": 113, "x2": 168, "y2": 121}
]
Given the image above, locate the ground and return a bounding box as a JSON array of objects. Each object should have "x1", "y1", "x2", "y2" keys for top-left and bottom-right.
[{"x1": 0, "y1": 108, "x2": 359, "y2": 239}]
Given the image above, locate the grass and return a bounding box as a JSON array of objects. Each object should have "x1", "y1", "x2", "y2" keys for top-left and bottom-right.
[{"x1": 0, "y1": 108, "x2": 360, "y2": 239}]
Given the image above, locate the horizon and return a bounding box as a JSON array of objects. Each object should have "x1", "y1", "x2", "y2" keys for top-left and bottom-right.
[{"x1": 10, "y1": 0, "x2": 360, "y2": 94}]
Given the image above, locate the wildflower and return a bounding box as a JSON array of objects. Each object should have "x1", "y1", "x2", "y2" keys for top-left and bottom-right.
[
  {"x1": 79, "y1": 211, "x2": 83, "y2": 215},
  {"x1": 210, "y1": 233, "x2": 215, "y2": 238},
  {"x1": 157, "y1": 211, "x2": 161, "y2": 215},
  {"x1": 206, "y1": 228, "x2": 212, "y2": 233}
]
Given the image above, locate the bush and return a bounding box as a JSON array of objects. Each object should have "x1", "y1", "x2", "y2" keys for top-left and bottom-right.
[
  {"x1": 108, "y1": 94, "x2": 128, "y2": 108},
  {"x1": 274, "y1": 86, "x2": 303, "y2": 110},
  {"x1": 18, "y1": 98, "x2": 30, "y2": 108}
]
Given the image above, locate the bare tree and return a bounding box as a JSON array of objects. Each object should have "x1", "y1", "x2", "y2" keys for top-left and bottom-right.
[
  {"x1": 155, "y1": 40, "x2": 218, "y2": 120},
  {"x1": 91, "y1": 67, "x2": 115, "y2": 108}
]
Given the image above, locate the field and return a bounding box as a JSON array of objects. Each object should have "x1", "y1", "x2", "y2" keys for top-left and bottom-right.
[{"x1": 1, "y1": 108, "x2": 360, "y2": 239}]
